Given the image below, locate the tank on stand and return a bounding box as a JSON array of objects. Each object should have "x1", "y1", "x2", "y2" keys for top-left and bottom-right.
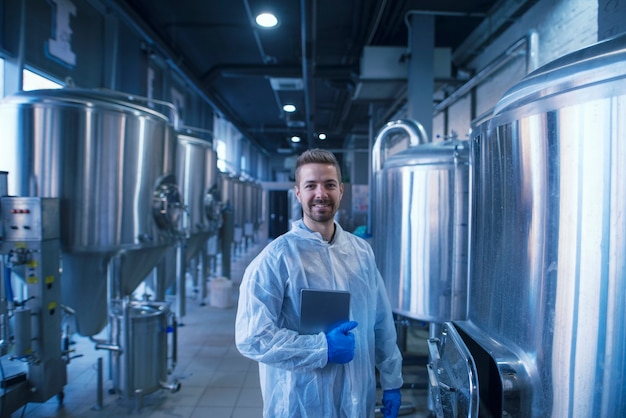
[
  {"x1": 163, "y1": 129, "x2": 222, "y2": 319},
  {"x1": 0, "y1": 88, "x2": 182, "y2": 403}
]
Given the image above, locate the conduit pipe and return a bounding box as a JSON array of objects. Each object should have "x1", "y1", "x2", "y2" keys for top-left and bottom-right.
[{"x1": 433, "y1": 31, "x2": 539, "y2": 116}]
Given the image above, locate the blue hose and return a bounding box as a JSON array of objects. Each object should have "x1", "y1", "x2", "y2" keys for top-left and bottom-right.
[{"x1": 4, "y1": 265, "x2": 13, "y2": 303}]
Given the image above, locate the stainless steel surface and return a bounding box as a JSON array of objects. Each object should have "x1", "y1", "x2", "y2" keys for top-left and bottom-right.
[
  {"x1": 0, "y1": 199, "x2": 67, "y2": 412},
  {"x1": 0, "y1": 88, "x2": 179, "y2": 336},
  {"x1": 176, "y1": 133, "x2": 220, "y2": 261},
  {"x1": 233, "y1": 177, "x2": 245, "y2": 229},
  {"x1": 110, "y1": 300, "x2": 178, "y2": 398},
  {"x1": 220, "y1": 172, "x2": 235, "y2": 209},
  {"x1": 427, "y1": 323, "x2": 478, "y2": 418},
  {"x1": 462, "y1": 34, "x2": 626, "y2": 416},
  {"x1": 0, "y1": 197, "x2": 60, "y2": 241},
  {"x1": 0, "y1": 171, "x2": 7, "y2": 197},
  {"x1": 372, "y1": 120, "x2": 470, "y2": 322}
]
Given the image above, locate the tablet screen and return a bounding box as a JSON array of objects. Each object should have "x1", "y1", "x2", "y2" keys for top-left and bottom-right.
[{"x1": 299, "y1": 289, "x2": 350, "y2": 334}]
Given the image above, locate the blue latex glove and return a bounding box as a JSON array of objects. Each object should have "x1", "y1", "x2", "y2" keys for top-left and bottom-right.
[
  {"x1": 381, "y1": 388, "x2": 401, "y2": 418},
  {"x1": 325, "y1": 321, "x2": 358, "y2": 364}
]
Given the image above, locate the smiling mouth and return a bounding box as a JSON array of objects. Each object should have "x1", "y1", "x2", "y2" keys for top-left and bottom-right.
[{"x1": 312, "y1": 200, "x2": 331, "y2": 208}]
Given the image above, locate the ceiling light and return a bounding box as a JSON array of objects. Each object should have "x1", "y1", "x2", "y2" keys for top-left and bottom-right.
[
  {"x1": 283, "y1": 104, "x2": 296, "y2": 113},
  {"x1": 256, "y1": 12, "x2": 278, "y2": 28},
  {"x1": 290, "y1": 136, "x2": 301, "y2": 143},
  {"x1": 318, "y1": 133, "x2": 327, "y2": 140}
]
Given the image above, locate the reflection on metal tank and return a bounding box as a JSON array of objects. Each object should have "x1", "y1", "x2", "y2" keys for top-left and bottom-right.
[
  {"x1": 372, "y1": 119, "x2": 470, "y2": 322},
  {"x1": 232, "y1": 177, "x2": 245, "y2": 228},
  {"x1": 219, "y1": 172, "x2": 235, "y2": 210},
  {"x1": 0, "y1": 89, "x2": 180, "y2": 336},
  {"x1": 243, "y1": 179, "x2": 261, "y2": 240},
  {"x1": 432, "y1": 35, "x2": 626, "y2": 417},
  {"x1": 176, "y1": 132, "x2": 221, "y2": 262},
  {"x1": 109, "y1": 300, "x2": 179, "y2": 398}
]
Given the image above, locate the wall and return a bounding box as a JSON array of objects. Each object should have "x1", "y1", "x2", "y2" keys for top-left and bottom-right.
[{"x1": 443, "y1": 0, "x2": 599, "y2": 140}]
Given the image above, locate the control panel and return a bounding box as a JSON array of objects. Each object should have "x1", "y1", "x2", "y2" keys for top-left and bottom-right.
[{"x1": 1, "y1": 197, "x2": 60, "y2": 241}]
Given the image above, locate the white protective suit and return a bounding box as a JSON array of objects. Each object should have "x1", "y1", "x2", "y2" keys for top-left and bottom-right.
[{"x1": 235, "y1": 220, "x2": 403, "y2": 418}]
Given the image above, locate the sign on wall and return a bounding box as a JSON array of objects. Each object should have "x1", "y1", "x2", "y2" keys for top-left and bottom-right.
[{"x1": 46, "y1": 0, "x2": 77, "y2": 67}]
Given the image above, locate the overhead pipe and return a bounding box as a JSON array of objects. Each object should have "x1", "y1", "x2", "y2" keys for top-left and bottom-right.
[
  {"x1": 14, "y1": 0, "x2": 27, "y2": 92},
  {"x1": 433, "y1": 31, "x2": 539, "y2": 116},
  {"x1": 242, "y1": 0, "x2": 274, "y2": 64},
  {"x1": 103, "y1": 0, "x2": 270, "y2": 156},
  {"x1": 301, "y1": 0, "x2": 316, "y2": 148},
  {"x1": 378, "y1": 31, "x2": 539, "y2": 128},
  {"x1": 452, "y1": 0, "x2": 539, "y2": 65}
]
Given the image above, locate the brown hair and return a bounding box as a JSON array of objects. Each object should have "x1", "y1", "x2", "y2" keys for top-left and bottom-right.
[{"x1": 294, "y1": 148, "x2": 342, "y2": 184}]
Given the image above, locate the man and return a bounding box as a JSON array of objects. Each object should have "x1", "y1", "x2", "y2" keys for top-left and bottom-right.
[{"x1": 235, "y1": 148, "x2": 403, "y2": 417}]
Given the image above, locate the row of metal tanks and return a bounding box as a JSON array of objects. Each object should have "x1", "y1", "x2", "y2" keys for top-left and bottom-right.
[
  {"x1": 0, "y1": 89, "x2": 262, "y2": 414},
  {"x1": 371, "y1": 34, "x2": 626, "y2": 417}
]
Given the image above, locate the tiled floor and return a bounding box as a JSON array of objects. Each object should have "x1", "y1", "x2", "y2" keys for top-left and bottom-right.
[{"x1": 10, "y1": 240, "x2": 432, "y2": 417}]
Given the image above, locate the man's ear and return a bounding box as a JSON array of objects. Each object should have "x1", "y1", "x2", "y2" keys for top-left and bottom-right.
[{"x1": 294, "y1": 185, "x2": 302, "y2": 202}]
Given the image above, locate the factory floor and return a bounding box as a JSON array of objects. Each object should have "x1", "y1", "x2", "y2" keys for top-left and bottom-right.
[{"x1": 10, "y1": 239, "x2": 432, "y2": 418}]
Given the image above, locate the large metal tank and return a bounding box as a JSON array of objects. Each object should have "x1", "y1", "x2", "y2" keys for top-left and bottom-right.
[
  {"x1": 372, "y1": 119, "x2": 470, "y2": 323},
  {"x1": 431, "y1": 35, "x2": 626, "y2": 417},
  {"x1": 0, "y1": 89, "x2": 180, "y2": 336},
  {"x1": 109, "y1": 300, "x2": 179, "y2": 398},
  {"x1": 176, "y1": 131, "x2": 221, "y2": 262},
  {"x1": 232, "y1": 176, "x2": 246, "y2": 228},
  {"x1": 219, "y1": 172, "x2": 235, "y2": 210}
]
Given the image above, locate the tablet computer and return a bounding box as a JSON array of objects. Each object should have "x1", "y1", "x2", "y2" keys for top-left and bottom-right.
[{"x1": 299, "y1": 289, "x2": 350, "y2": 335}]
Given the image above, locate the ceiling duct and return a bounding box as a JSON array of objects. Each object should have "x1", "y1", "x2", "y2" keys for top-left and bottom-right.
[{"x1": 269, "y1": 77, "x2": 304, "y2": 91}]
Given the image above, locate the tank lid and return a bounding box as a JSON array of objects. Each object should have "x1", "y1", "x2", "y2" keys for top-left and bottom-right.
[
  {"x1": 177, "y1": 134, "x2": 214, "y2": 148},
  {"x1": 383, "y1": 139, "x2": 469, "y2": 168},
  {"x1": 494, "y1": 34, "x2": 626, "y2": 115},
  {"x1": 1, "y1": 88, "x2": 170, "y2": 122}
]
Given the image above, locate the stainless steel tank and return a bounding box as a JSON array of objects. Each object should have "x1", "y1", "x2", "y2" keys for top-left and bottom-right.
[
  {"x1": 109, "y1": 300, "x2": 179, "y2": 399},
  {"x1": 176, "y1": 132, "x2": 221, "y2": 262},
  {"x1": 232, "y1": 177, "x2": 245, "y2": 228},
  {"x1": 0, "y1": 89, "x2": 180, "y2": 336},
  {"x1": 372, "y1": 119, "x2": 470, "y2": 322},
  {"x1": 220, "y1": 172, "x2": 235, "y2": 210},
  {"x1": 430, "y1": 35, "x2": 626, "y2": 417}
]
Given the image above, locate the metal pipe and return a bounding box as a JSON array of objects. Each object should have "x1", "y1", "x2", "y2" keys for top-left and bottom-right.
[
  {"x1": 433, "y1": 32, "x2": 538, "y2": 115},
  {"x1": 16, "y1": 0, "x2": 26, "y2": 90},
  {"x1": 159, "y1": 379, "x2": 181, "y2": 393},
  {"x1": 93, "y1": 357, "x2": 103, "y2": 410},
  {"x1": 371, "y1": 119, "x2": 429, "y2": 174},
  {"x1": 90, "y1": 337, "x2": 122, "y2": 352},
  {"x1": 241, "y1": 0, "x2": 273, "y2": 64},
  {"x1": 171, "y1": 315, "x2": 178, "y2": 369},
  {"x1": 301, "y1": 0, "x2": 316, "y2": 147},
  {"x1": 102, "y1": 0, "x2": 269, "y2": 156},
  {"x1": 175, "y1": 243, "x2": 186, "y2": 322}
]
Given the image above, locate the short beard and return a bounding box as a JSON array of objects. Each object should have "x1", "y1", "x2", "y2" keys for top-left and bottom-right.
[{"x1": 305, "y1": 200, "x2": 335, "y2": 223}]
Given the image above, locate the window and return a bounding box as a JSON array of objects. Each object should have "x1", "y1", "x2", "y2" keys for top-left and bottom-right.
[
  {"x1": 216, "y1": 139, "x2": 227, "y2": 172},
  {"x1": 22, "y1": 69, "x2": 62, "y2": 91},
  {"x1": 0, "y1": 58, "x2": 4, "y2": 97}
]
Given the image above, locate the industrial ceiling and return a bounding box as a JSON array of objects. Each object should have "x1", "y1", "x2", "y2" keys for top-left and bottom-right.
[{"x1": 111, "y1": 0, "x2": 525, "y2": 158}]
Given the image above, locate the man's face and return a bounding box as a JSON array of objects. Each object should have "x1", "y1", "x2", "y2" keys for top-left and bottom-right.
[{"x1": 295, "y1": 163, "x2": 344, "y2": 225}]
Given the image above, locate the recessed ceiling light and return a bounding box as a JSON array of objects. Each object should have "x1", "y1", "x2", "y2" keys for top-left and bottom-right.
[
  {"x1": 318, "y1": 133, "x2": 327, "y2": 140},
  {"x1": 283, "y1": 104, "x2": 296, "y2": 113},
  {"x1": 256, "y1": 12, "x2": 278, "y2": 28},
  {"x1": 290, "y1": 136, "x2": 301, "y2": 143}
]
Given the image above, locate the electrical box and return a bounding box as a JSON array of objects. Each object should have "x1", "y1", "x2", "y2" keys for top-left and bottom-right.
[{"x1": 1, "y1": 197, "x2": 60, "y2": 241}]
